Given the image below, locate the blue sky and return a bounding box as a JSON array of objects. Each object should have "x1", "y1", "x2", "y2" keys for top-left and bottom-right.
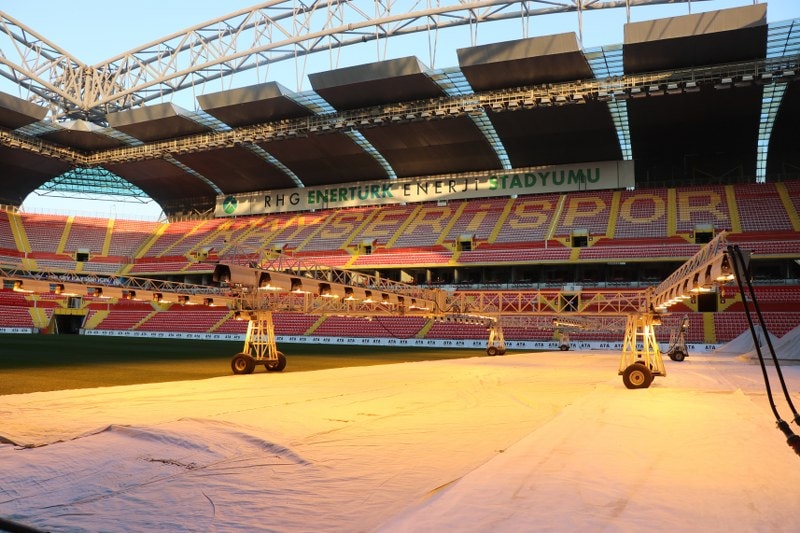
[{"x1": 2, "y1": 0, "x2": 797, "y2": 220}]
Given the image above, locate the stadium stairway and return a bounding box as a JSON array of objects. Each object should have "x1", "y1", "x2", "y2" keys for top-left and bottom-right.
[
  {"x1": 777, "y1": 182, "x2": 800, "y2": 231},
  {"x1": 7, "y1": 211, "x2": 31, "y2": 256},
  {"x1": 83, "y1": 309, "x2": 109, "y2": 330},
  {"x1": 305, "y1": 315, "x2": 328, "y2": 336},
  {"x1": 416, "y1": 318, "x2": 435, "y2": 339},
  {"x1": 54, "y1": 217, "x2": 71, "y2": 255},
  {"x1": 208, "y1": 310, "x2": 235, "y2": 333}
]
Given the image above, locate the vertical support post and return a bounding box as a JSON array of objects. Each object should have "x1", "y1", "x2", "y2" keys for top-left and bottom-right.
[
  {"x1": 486, "y1": 320, "x2": 506, "y2": 356},
  {"x1": 243, "y1": 310, "x2": 278, "y2": 362},
  {"x1": 619, "y1": 313, "x2": 665, "y2": 379}
]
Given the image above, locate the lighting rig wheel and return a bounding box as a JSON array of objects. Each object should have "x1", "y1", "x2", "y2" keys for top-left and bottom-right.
[
  {"x1": 559, "y1": 345, "x2": 570, "y2": 351},
  {"x1": 669, "y1": 349, "x2": 686, "y2": 362},
  {"x1": 265, "y1": 352, "x2": 287, "y2": 372},
  {"x1": 498, "y1": 349, "x2": 506, "y2": 356},
  {"x1": 622, "y1": 363, "x2": 653, "y2": 389},
  {"x1": 231, "y1": 353, "x2": 256, "y2": 375},
  {"x1": 486, "y1": 346, "x2": 499, "y2": 356}
]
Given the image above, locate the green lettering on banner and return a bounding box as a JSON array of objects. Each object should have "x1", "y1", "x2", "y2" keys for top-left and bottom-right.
[
  {"x1": 219, "y1": 160, "x2": 628, "y2": 216},
  {"x1": 539, "y1": 172, "x2": 549, "y2": 186},
  {"x1": 568, "y1": 169, "x2": 585, "y2": 184}
]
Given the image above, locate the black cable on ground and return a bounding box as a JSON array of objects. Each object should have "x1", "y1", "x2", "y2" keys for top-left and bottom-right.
[
  {"x1": 728, "y1": 245, "x2": 800, "y2": 457},
  {"x1": 733, "y1": 245, "x2": 800, "y2": 426},
  {"x1": 0, "y1": 516, "x2": 47, "y2": 533}
]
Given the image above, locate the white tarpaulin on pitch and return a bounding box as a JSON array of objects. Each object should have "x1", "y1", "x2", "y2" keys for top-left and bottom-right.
[{"x1": 2, "y1": 351, "x2": 799, "y2": 532}]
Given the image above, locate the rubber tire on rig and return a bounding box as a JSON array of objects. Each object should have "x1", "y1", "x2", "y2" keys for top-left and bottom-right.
[
  {"x1": 231, "y1": 353, "x2": 256, "y2": 375},
  {"x1": 559, "y1": 344, "x2": 570, "y2": 351},
  {"x1": 669, "y1": 349, "x2": 686, "y2": 362},
  {"x1": 265, "y1": 352, "x2": 287, "y2": 372},
  {"x1": 622, "y1": 363, "x2": 653, "y2": 389},
  {"x1": 486, "y1": 346, "x2": 499, "y2": 356},
  {"x1": 498, "y1": 349, "x2": 506, "y2": 356}
]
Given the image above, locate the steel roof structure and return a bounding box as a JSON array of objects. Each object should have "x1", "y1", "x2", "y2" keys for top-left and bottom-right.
[{"x1": 0, "y1": 1, "x2": 798, "y2": 218}]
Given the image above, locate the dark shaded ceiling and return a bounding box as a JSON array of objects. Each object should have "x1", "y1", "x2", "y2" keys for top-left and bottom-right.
[
  {"x1": 489, "y1": 102, "x2": 621, "y2": 168},
  {"x1": 628, "y1": 84, "x2": 762, "y2": 185},
  {"x1": 0, "y1": 3, "x2": 795, "y2": 216},
  {"x1": 360, "y1": 116, "x2": 501, "y2": 178},
  {"x1": 0, "y1": 145, "x2": 72, "y2": 205},
  {"x1": 260, "y1": 133, "x2": 389, "y2": 187}
]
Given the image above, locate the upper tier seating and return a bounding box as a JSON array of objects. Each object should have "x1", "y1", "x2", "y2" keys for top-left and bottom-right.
[
  {"x1": 734, "y1": 183, "x2": 794, "y2": 233},
  {"x1": 444, "y1": 198, "x2": 508, "y2": 244},
  {"x1": 3, "y1": 181, "x2": 798, "y2": 276},
  {"x1": 62, "y1": 216, "x2": 110, "y2": 256},
  {"x1": 21, "y1": 213, "x2": 68, "y2": 254},
  {"x1": 553, "y1": 189, "x2": 614, "y2": 237},
  {"x1": 493, "y1": 194, "x2": 558, "y2": 244},
  {"x1": 106, "y1": 218, "x2": 160, "y2": 257},
  {"x1": 614, "y1": 188, "x2": 670, "y2": 239},
  {"x1": 673, "y1": 185, "x2": 731, "y2": 233},
  {"x1": 0, "y1": 211, "x2": 18, "y2": 251}
]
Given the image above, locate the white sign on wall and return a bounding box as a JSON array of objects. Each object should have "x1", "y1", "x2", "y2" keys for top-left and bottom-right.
[{"x1": 215, "y1": 160, "x2": 635, "y2": 217}]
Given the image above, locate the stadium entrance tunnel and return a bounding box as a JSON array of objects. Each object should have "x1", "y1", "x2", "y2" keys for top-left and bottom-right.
[{"x1": 53, "y1": 314, "x2": 83, "y2": 334}]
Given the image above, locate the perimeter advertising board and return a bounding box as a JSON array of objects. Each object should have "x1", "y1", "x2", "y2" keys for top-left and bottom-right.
[{"x1": 215, "y1": 160, "x2": 634, "y2": 217}]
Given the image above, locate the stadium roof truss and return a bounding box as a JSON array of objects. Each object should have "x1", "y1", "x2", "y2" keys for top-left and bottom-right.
[
  {"x1": 0, "y1": 0, "x2": 711, "y2": 120},
  {"x1": 0, "y1": 0, "x2": 798, "y2": 212}
]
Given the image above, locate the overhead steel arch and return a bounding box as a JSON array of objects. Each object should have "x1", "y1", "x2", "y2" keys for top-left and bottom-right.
[{"x1": 0, "y1": 0, "x2": 704, "y2": 122}]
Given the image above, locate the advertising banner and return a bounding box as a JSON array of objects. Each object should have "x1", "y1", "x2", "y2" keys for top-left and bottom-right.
[{"x1": 215, "y1": 160, "x2": 634, "y2": 217}]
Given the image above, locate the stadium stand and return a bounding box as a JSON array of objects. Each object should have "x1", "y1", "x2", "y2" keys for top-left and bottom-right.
[
  {"x1": 21, "y1": 214, "x2": 67, "y2": 254},
  {"x1": 492, "y1": 195, "x2": 558, "y2": 244},
  {"x1": 1, "y1": 2, "x2": 799, "y2": 351},
  {"x1": 613, "y1": 188, "x2": 670, "y2": 239},
  {"x1": 4, "y1": 180, "x2": 800, "y2": 345}
]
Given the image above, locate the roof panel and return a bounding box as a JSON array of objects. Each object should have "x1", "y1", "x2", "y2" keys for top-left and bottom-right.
[
  {"x1": 107, "y1": 103, "x2": 210, "y2": 142},
  {"x1": 197, "y1": 82, "x2": 313, "y2": 127},
  {"x1": 40, "y1": 120, "x2": 125, "y2": 151},
  {"x1": 458, "y1": 33, "x2": 593, "y2": 92},
  {"x1": 309, "y1": 57, "x2": 445, "y2": 111},
  {"x1": 623, "y1": 4, "x2": 768, "y2": 73},
  {"x1": 0, "y1": 92, "x2": 48, "y2": 130}
]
